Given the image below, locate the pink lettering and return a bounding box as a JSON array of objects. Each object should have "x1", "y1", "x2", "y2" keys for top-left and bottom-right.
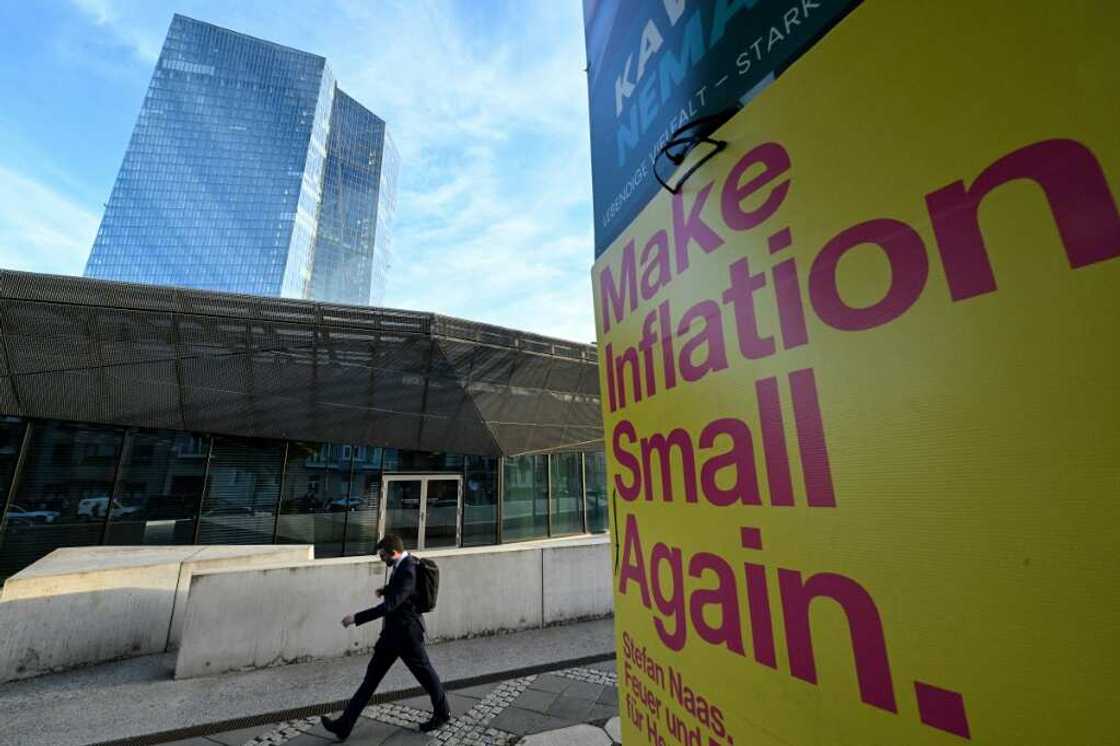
[
  {"x1": 599, "y1": 238, "x2": 638, "y2": 333},
  {"x1": 789, "y1": 368, "x2": 836, "y2": 508},
  {"x1": 721, "y1": 142, "x2": 792, "y2": 231},
  {"x1": 926, "y1": 138, "x2": 1120, "y2": 301},
  {"x1": 672, "y1": 181, "x2": 725, "y2": 273},
  {"x1": 651, "y1": 542, "x2": 687, "y2": 651},
  {"x1": 778, "y1": 569, "x2": 898, "y2": 713},
  {"x1": 612, "y1": 420, "x2": 641, "y2": 501},
  {"x1": 809, "y1": 218, "x2": 929, "y2": 331},
  {"x1": 688, "y1": 552, "x2": 745, "y2": 656},
  {"x1": 618, "y1": 513, "x2": 650, "y2": 606},
  {"x1": 699, "y1": 417, "x2": 760, "y2": 506}
]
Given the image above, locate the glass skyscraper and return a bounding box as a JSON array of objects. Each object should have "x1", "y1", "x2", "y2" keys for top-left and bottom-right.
[{"x1": 84, "y1": 15, "x2": 399, "y2": 306}]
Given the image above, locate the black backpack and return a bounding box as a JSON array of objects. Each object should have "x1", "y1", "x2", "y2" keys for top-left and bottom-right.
[{"x1": 412, "y1": 556, "x2": 440, "y2": 613}]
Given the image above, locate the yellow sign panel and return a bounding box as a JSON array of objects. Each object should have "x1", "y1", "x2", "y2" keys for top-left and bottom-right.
[{"x1": 592, "y1": 3, "x2": 1119, "y2": 744}]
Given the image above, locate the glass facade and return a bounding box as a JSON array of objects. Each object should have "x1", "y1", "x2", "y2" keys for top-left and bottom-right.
[
  {"x1": 344, "y1": 446, "x2": 385, "y2": 556},
  {"x1": 550, "y1": 452, "x2": 584, "y2": 536},
  {"x1": 0, "y1": 418, "x2": 30, "y2": 580},
  {"x1": 0, "y1": 421, "x2": 123, "y2": 578},
  {"x1": 585, "y1": 450, "x2": 609, "y2": 533},
  {"x1": 84, "y1": 14, "x2": 398, "y2": 306},
  {"x1": 276, "y1": 441, "x2": 352, "y2": 558},
  {"x1": 197, "y1": 436, "x2": 284, "y2": 545},
  {"x1": 463, "y1": 455, "x2": 498, "y2": 546},
  {"x1": 104, "y1": 430, "x2": 210, "y2": 546},
  {"x1": 309, "y1": 92, "x2": 399, "y2": 306},
  {"x1": 0, "y1": 417, "x2": 608, "y2": 583},
  {"x1": 502, "y1": 455, "x2": 550, "y2": 541}
]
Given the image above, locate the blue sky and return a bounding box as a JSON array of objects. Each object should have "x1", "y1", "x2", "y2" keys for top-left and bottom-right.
[{"x1": 0, "y1": 0, "x2": 597, "y2": 342}]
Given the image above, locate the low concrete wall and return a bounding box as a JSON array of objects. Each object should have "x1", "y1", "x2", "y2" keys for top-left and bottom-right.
[
  {"x1": 174, "y1": 556, "x2": 384, "y2": 679},
  {"x1": 0, "y1": 545, "x2": 312, "y2": 683},
  {"x1": 175, "y1": 536, "x2": 611, "y2": 679},
  {"x1": 168, "y1": 546, "x2": 316, "y2": 651},
  {"x1": 542, "y1": 541, "x2": 614, "y2": 624},
  {"x1": 423, "y1": 547, "x2": 545, "y2": 641},
  {"x1": 0, "y1": 552, "x2": 182, "y2": 684}
]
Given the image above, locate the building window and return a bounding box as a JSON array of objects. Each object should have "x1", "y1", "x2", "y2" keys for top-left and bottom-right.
[
  {"x1": 462, "y1": 455, "x2": 498, "y2": 546},
  {"x1": 344, "y1": 446, "x2": 383, "y2": 556},
  {"x1": 584, "y1": 450, "x2": 609, "y2": 533},
  {"x1": 197, "y1": 436, "x2": 283, "y2": 545},
  {"x1": 0, "y1": 418, "x2": 29, "y2": 580},
  {"x1": 550, "y1": 452, "x2": 584, "y2": 536},
  {"x1": 174, "y1": 434, "x2": 209, "y2": 458},
  {"x1": 2, "y1": 421, "x2": 122, "y2": 577},
  {"x1": 104, "y1": 430, "x2": 210, "y2": 547},
  {"x1": 276, "y1": 441, "x2": 352, "y2": 558},
  {"x1": 502, "y1": 455, "x2": 548, "y2": 541}
]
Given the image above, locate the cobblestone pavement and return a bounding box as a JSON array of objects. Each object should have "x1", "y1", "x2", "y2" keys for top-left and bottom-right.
[{"x1": 165, "y1": 661, "x2": 620, "y2": 746}]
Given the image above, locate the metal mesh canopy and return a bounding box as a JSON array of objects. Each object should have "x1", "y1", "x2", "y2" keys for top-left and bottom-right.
[{"x1": 0, "y1": 271, "x2": 602, "y2": 457}]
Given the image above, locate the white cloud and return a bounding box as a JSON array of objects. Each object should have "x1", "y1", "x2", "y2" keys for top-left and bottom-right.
[
  {"x1": 69, "y1": 0, "x2": 165, "y2": 62},
  {"x1": 0, "y1": 166, "x2": 100, "y2": 276},
  {"x1": 319, "y1": 2, "x2": 597, "y2": 342}
]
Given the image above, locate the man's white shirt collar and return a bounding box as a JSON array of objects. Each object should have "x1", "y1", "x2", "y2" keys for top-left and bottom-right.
[{"x1": 387, "y1": 551, "x2": 410, "y2": 579}]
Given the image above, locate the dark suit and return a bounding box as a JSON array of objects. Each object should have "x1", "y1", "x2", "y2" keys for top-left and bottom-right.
[{"x1": 337, "y1": 554, "x2": 449, "y2": 733}]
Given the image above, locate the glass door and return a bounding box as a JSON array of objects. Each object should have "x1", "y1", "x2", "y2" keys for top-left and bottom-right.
[
  {"x1": 382, "y1": 478, "x2": 422, "y2": 549},
  {"x1": 380, "y1": 475, "x2": 462, "y2": 550},
  {"x1": 423, "y1": 478, "x2": 461, "y2": 549}
]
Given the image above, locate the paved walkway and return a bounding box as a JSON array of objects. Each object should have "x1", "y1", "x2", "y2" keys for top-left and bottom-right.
[
  {"x1": 168, "y1": 661, "x2": 621, "y2": 746},
  {"x1": 0, "y1": 619, "x2": 615, "y2": 746}
]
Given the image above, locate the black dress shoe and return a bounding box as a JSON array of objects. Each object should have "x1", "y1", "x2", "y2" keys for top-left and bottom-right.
[
  {"x1": 320, "y1": 715, "x2": 350, "y2": 742},
  {"x1": 418, "y1": 710, "x2": 451, "y2": 733}
]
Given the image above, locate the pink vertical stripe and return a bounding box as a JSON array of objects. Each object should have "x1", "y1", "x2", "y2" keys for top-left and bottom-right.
[
  {"x1": 755, "y1": 376, "x2": 794, "y2": 506},
  {"x1": 789, "y1": 368, "x2": 836, "y2": 507}
]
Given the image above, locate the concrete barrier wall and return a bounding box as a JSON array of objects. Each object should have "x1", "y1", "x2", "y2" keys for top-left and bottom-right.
[
  {"x1": 0, "y1": 558, "x2": 182, "y2": 683},
  {"x1": 423, "y1": 546, "x2": 545, "y2": 641},
  {"x1": 542, "y1": 541, "x2": 614, "y2": 624},
  {"x1": 175, "y1": 536, "x2": 611, "y2": 679},
  {"x1": 168, "y1": 546, "x2": 315, "y2": 650},
  {"x1": 173, "y1": 556, "x2": 383, "y2": 679},
  {"x1": 0, "y1": 545, "x2": 312, "y2": 683}
]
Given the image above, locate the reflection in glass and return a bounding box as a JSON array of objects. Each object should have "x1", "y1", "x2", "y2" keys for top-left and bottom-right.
[
  {"x1": 584, "y1": 450, "x2": 609, "y2": 533},
  {"x1": 502, "y1": 455, "x2": 549, "y2": 541},
  {"x1": 0, "y1": 418, "x2": 30, "y2": 580},
  {"x1": 2, "y1": 421, "x2": 122, "y2": 574},
  {"x1": 550, "y1": 452, "x2": 584, "y2": 535},
  {"x1": 197, "y1": 436, "x2": 283, "y2": 545},
  {"x1": 384, "y1": 479, "x2": 421, "y2": 550},
  {"x1": 424, "y1": 479, "x2": 459, "y2": 549},
  {"x1": 344, "y1": 446, "x2": 383, "y2": 555},
  {"x1": 309, "y1": 92, "x2": 399, "y2": 306},
  {"x1": 384, "y1": 449, "x2": 463, "y2": 472},
  {"x1": 104, "y1": 431, "x2": 209, "y2": 546},
  {"x1": 462, "y1": 455, "x2": 497, "y2": 546},
  {"x1": 276, "y1": 442, "x2": 352, "y2": 558}
]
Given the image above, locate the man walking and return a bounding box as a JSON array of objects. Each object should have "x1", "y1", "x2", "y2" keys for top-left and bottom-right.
[{"x1": 321, "y1": 534, "x2": 451, "y2": 740}]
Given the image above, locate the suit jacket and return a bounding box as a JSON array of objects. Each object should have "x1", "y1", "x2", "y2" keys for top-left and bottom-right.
[{"x1": 354, "y1": 555, "x2": 424, "y2": 637}]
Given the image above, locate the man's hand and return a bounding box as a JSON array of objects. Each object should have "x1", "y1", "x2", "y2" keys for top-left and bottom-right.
[
  {"x1": 341, "y1": 614, "x2": 355, "y2": 628},
  {"x1": 375, "y1": 586, "x2": 386, "y2": 598}
]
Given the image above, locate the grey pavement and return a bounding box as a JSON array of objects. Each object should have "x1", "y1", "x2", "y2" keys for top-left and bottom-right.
[
  {"x1": 172, "y1": 661, "x2": 622, "y2": 746},
  {"x1": 0, "y1": 619, "x2": 614, "y2": 746}
]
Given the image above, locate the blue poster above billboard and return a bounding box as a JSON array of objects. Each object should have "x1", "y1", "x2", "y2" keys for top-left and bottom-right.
[{"x1": 584, "y1": 0, "x2": 859, "y2": 257}]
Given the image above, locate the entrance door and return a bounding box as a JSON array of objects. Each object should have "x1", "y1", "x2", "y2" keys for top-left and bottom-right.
[{"x1": 379, "y1": 475, "x2": 462, "y2": 550}]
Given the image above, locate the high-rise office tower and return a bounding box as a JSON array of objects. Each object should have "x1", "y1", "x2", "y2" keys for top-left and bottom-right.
[{"x1": 84, "y1": 15, "x2": 399, "y2": 306}]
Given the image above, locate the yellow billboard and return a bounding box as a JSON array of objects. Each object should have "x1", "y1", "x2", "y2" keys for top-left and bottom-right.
[{"x1": 592, "y1": 2, "x2": 1119, "y2": 744}]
